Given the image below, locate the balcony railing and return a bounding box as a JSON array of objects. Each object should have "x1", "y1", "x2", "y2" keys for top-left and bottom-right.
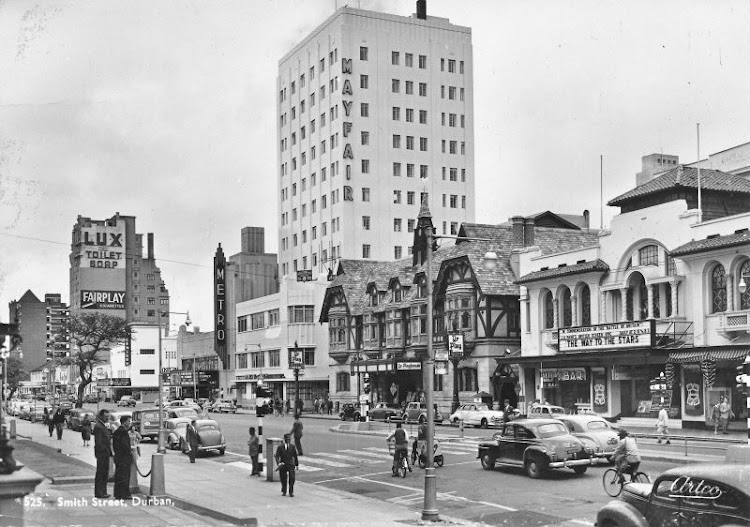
[
  {"x1": 717, "y1": 310, "x2": 750, "y2": 333},
  {"x1": 543, "y1": 329, "x2": 558, "y2": 349}
]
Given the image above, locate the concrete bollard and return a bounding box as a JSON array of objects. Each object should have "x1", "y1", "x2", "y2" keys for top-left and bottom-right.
[
  {"x1": 149, "y1": 453, "x2": 165, "y2": 497},
  {"x1": 265, "y1": 437, "x2": 282, "y2": 482}
]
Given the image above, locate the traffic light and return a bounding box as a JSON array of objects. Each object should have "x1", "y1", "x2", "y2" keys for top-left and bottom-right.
[
  {"x1": 363, "y1": 373, "x2": 371, "y2": 395},
  {"x1": 255, "y1": 382, "x2": 273, "y2": 416},
  {"x1": 735, "y1": 357, "x2": 750, "y2": 394}
]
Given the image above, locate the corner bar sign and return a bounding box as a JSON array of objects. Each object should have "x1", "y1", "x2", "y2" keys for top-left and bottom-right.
[{"x1": 558, "y1": 320, "x2": 655, "y2": 352}]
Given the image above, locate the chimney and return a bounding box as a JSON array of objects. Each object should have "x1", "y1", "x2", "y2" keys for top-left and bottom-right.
[
  {"x1": 523, "y1": 218, "x2": 535, "y2": 247},
  {"x1": 416, "y1": 0, "x2": 426, "y2": 19},
  {"x1": 147, "y1": 233, "x2": 154, "y2": 259},
  {"x1": 583, "y1": 209, "x2": 590, "y2": 229},
  {"x1": 511, "y1": 216, "x2": 525, "y2": 248}
]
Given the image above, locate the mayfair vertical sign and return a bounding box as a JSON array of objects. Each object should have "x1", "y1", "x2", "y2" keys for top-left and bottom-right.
[{"x1": 214, "y1": 244, "x2": 227, "y2": 368}]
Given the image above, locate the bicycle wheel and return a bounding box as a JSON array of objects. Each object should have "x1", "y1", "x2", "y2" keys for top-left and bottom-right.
[
  {"x1": 603, "y1": 468, "x2": 623, "y2": 497},
  {"x1": 633, "y1": 472, "x2": 650, "y2": 484},
  {"x1": 398, "y1": 459, "x2": 407, "y2": 478}
]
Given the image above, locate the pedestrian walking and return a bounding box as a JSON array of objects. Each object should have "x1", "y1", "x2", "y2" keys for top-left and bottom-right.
[
  {"x1": 186, "y1": 419, "x2": 201, "y2": 463},
  {"x1": 712, "y1": 398, "x2": 722, "y2": 434},
  {"x1": 93, "y1": 409, "x2": 112, "y2": 499},
  {"x1": 290, "y1": 415, "x2": 304, "y2": 455},
  {"x1": 285, "y1": 399, "x2": 290, "y2": 416},
  {"x1": 247, "y1": 426, "x2": 260, "y2": 476},
  {"x1": 48, "y1": 407, "x2": 57, "y2": 437},
  {"x1": 81, "y1": 415, "x2": 92, "y2": 447},
  {"x1": 502, "y1": 399, "x2": 515, "y2": 424},
  {"x1": 112, "y1": 415, "x2": 133, "y2": 500},
  {"x1": 313, "y1": 398, "x2": 319, "y2": 414},
  {"x1": 274, "y1": 433, "x2": 299, "y2": 497},
  {"x1": 53, "y1": 408, "x2": 66, "y2": 440},
  {"x1": 718, "y1": 397, "x2": 734, "y2": 434},
  {"x1": 42, "y1": 407, "x2": 49, "y2": 426},
  {"x1": 656, "y1": 407, "x2": 670, "y2": 444}
]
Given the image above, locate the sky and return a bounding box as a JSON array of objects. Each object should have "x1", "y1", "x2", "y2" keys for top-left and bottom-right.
[{"x1": 1, "y1": 0, "x2": 749, "y2": 331}]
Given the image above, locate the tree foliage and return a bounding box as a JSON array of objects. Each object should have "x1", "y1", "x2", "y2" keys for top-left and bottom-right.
[
  {"x1": 5, "y1": 356, "x2": 28, "y2": 399},
  {"x1": 63, "y1": 313, "x2": 130, "y2": 408}
]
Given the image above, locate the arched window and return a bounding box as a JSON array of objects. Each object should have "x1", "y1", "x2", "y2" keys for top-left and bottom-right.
[
  {"x1": 739, "y1": 260, "x2": 750, "y2": 310},
  {"x1": 639, "y1": 281, "x2": 648, "y2": 320},
  {"x1": 580, "y1": 285, "x2": 591, "y2": 326},
  {"x1": 638, "y1": 245, "x2": 659, "y2": 266},
  {"x1": 561, "y1": 288, "x2": 572, "y2": 327},
  {"x1": 711, "y1": 265, "x2": 727, "y2": 313},
  {"x1": 543, "y1": 292, "x2": 554, "y2": 329}
]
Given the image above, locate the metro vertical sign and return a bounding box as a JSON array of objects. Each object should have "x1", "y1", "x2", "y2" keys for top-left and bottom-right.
[{"x1": 214, "y1": 244, "x2": 227, "y2": 368}]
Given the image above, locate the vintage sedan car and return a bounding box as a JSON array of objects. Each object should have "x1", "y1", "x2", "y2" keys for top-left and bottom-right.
[
  {"x1": 67, "y1": 409, "x2": 95, "y2": 431},
  {"x1": 367, "y1": 403, "x2": 401, "y2": 422},
  {"x1": 557, "y1": 415, "x2": 619, "y2": 462},
  {"x1": 165, "y1": 417, "x2": 192, "y2": 450},
  {"x1": 117, "y1": 395, "x2": 136, "y2": 407},
  {"x1": 597, "y1": 463, "x2": 750, "y2": 527},
  {"x1": 448, "y1": 403, "x2": 505, "y2": 428},
  {"x1": 403, "y1": 402, "x2": 444, "y2": 424},
  {"x1": 527, "y1": 404, "x2": 569, "y2": 418},
  {"x1": 17, "y1": 402, "x2": 33, "y2": 420},
  {"x1": 167, "y1": 407, "x2": 199, "y2": 420},
  {"x1": 180, "y1": 419, "x2": 226, "y2": 456},
  {"x1": 339, "y1": 403, "x2": 363, "y2": 421},
  {"x1": 212, "y1": 400, "x2": 237, "y2": 413},
  {"x1": 477, "y1": 418, "x2": 594, "y2": 479}
]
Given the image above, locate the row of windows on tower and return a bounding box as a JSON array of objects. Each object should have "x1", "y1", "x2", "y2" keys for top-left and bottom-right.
[{"x1": 281, "y1": 246, "x2": 340, "y2": 276}]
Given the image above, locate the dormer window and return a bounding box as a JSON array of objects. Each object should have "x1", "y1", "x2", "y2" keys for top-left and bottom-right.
[
  {"x1": 392, "y1": 284, "x2": 402, "y2": 302},
  {"x1": 370, "y1": 291, "x2": 378, "y2": 306},
  {"x1": 417, "y1": 277, "x2": 427, "y2": 299}
]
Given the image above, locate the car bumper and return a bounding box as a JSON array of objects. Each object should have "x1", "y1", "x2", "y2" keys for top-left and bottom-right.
[
  {"x1": 197, "y1": 443, "x2": 226, "y2": 452},
  {"x1": 548, "y1": 458, "x2": 592, "y2": 469}
]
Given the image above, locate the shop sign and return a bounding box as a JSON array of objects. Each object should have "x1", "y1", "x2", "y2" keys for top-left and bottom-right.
[
  {"x1": 81, "y1": 290, "x2": 125, "y2": 310},
  {"x1": 98, "y1": 378, "x2": 131, "y2": 387},
  {"x1": 541, "y1": 368, "x2": 587, "y2": 381},
  {"x1": 448, "y1": 334, "x2": 464, "y2": 357},
  {"x1": 180, "y1": 372, "x2": 194, "y2": 384},
  {"x1": 235, "y1": 373, "x2": 286, "y2": 381},
  {"x1": 611, "y1": 365, "x2": 651, "y2": 381},
  {"x1": 397, "y1": 362, "x2": 421, "y2": 371},
  {"x1": 558, "y1": 320, "x2": 654, "y2": 352}
]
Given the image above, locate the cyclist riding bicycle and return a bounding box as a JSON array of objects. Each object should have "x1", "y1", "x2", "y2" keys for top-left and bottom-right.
[
  {"x1": 387, "y1": 422, "x2": 412, "y2": 475},
  {"x1": 613, "y1": 429, "x2": 641, "y2": 483},
  {"x1": 412, "y1": 422, "x2": 427, "y2": 461}
]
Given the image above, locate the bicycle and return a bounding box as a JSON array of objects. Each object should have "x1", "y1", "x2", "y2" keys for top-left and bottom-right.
[
  {"x1": 388, "y1": 441, "x2": 409, "y2": 478},
  {"x1": 602, "y1": 463, "x2": 650, "y2": 497}
]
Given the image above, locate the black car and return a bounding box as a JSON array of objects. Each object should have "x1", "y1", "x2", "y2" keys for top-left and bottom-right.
[
  {"x1": 597, "y1": 463, "x2": 750, "y2": 527},
  {"x1": 477, "y1": 418, "x2": 593, "y2": 479},
  {"x1": 339, "y1": 403, "x2": 363, "y2": 422},
  {"x1": 367, "y1": 403, "x2": 401, "y2": 422}
]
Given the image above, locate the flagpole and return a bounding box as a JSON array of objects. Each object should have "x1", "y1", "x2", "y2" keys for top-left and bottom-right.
[{"x1": 697, "y1": 123, "x2": 702, "y2": 222}]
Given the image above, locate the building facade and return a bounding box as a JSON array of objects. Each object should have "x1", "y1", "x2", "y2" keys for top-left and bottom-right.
[
  {"x1": 277, "y1": 4, "x2": 476, "y2": 278},
  {"x1": 69, "y1": 213, "x2": 170, "y2": 327},
  {"x1": 508, "y1": 157, "x2": 750, "y2": 430},
  {"x1": 8, "y1": 290, "x2": 69, "y2": 371}
]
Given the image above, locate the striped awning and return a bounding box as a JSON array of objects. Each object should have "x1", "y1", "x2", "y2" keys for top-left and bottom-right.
[{"x1": 668, "y1": 347, "x2": 749, "y2": 363}]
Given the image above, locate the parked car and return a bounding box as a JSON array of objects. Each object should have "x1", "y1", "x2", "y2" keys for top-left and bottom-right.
[
  {"x1": 180, "y1": 419, "x2": 226, "y2": 456},
  {"x1": 131, "y1": 409, "x2": 168, "y2": 441},
  {"x1": 556, "y1": 415, "x2": 619, "y2": 462},
  {"x1": 212, "y1": 400, "x2": 237, "y2": 413},
  {"x1": 165, "y1": 417, "x2": 192, "y2": 450},
  {"x1": 367, "y1": 403, "x2": 401, "y2": 422},
  {"x1": 82, "y1": 394, "x2": 99, "y2": 404},
  {"x1": 67, "y1": 409, "x2": 95, "y2": 431},
  {"x1": 527, "y1": 404, "x2": 569, "y2": 418},
  {"x1": 27, "y1": 405, "x2": 47, "y2": 422},
  {"x1": 117, "y1": 395, "x2": 136, "y2": 407},
  {"x1": 477, "y1": 418, "x2": 594, "y2": 478},
  {"x1": 597, "y1": 463, "x2": 750, "y2": 527},
  {"x1": 197, "y1": 398, "x2": 210, "y2": 409},
  {"x1": 448, "y1": 403, "x2": 505, "y2": 428},
  {"x1": 402, "y1": 402, "x2": 444, "y2": 424},
  {"x1": 17, "y1": 402, "x2": 32, "y2": 420},
  {"x1": 339, "y1": 403, "x2": 363, "y2": 422}
]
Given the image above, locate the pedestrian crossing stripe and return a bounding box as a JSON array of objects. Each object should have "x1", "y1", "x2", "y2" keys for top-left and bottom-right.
[
  {"x1": 338, "y1": 449, "x2": 392, "y2": 460},
  {"x1": 227, "y1": 460, "x2": 322, "y2": 473},
  {"x1": 298, "y1": 455, "x2": 353, "y2": 468},
  {"x1": 314, "y1": 452, "x2": 380, "y2": 464}
]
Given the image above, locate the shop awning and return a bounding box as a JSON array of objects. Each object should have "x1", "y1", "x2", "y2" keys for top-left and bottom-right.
[{"x1": 667, "y1": 346, "x2": 749, "y2": 364}]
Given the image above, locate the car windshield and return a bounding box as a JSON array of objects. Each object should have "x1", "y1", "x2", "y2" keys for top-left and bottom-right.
[
  {"x1": 475, "y1": 405, "x2": 490, "y2": 411},
  {"x1": 536, "y1": 423, "x2": 569, "y2": 438},
  {"x1": 198, "y1": 424, "x2": 217, "y2": 431},
  {"x1": 587, "y1": 421, "x2": 609, "y2": 430},
  {"x1": 173, "y1": 409, "x2": 197, "y2": 417}
]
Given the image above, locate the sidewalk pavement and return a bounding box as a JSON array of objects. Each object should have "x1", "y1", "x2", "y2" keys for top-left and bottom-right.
[{"x1": 11, "y1": 417, "x2": 475, "y2": 527}]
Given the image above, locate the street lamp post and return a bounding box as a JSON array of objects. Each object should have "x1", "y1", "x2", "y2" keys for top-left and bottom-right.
[
  {"x1": 417, "y1": 201, "x2": 498, "y2": 522},
  {"x1": 290, "y1": 341, "x2": 302, "y2": 417},
  {"x1": 448, "y1": 330, "x2": 465, "y2": 414}
]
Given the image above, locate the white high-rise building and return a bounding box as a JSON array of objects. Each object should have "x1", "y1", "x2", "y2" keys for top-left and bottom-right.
[{"x1": 277, "y1": 2, "x2": 475, "y2": 277}]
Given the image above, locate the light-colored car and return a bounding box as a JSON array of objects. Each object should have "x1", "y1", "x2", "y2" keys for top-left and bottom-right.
[
  {"x1": 556, "y1": 415, "x2": 619, "y2": 462},
  {"x1": 67, "y1": 409, "x2": 95, "y2": 431},
  {"x1": 402, "y1": 402, "x2": 444, "y2": 424},
  {"x1": 165, "y1": 417, "x2": 192, "y2": 450},
  {"x1": 448, "y1": 403, "x2": 505, "y2": 428},
  {"x1": 527, "y1": 404, "x2": 569, "y2": 418},
  {"x1": 180, "y1": 419, "x2": 226, "y2": 456},
  {"x1": 211, "y1": 400, "x2": 237, "y2": 413},
  {"x1": 167, "y1": 408, "x2": 199, "y2": 420}
]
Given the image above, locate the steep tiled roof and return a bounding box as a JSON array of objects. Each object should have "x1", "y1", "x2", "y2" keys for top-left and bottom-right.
[
  {"x1": 670, "y1": 229, "x2": 750, "y2": 256},
  {"x1": 516, "y1": 259, "x2": 610, "y2": 284},
  {"x1": 608, "y1": 166, "x2": 750, "y2": 206},
  {"x1": 17, "y1": 290, "x2": 41, "y2": 303},
  {"x1": 450, "y1": 224, "x2": 519, "y2": 295},
  {"x1": 533, "y1": 227, "x2": 600, "y2": 256}
]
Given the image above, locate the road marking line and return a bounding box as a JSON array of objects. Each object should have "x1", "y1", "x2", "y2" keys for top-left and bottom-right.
[
  {"x1": 363, "y1": 447, "x2": 391, "y2": 454},
  {"x1": 314, "y1": 452, "x2": 380, "y2": 464},
  {"x1": 298, "y1": 456, "x2": 354, "y2": 468},
  {"x1": 338, "y1": 449, "x2": 391, "y2": 460}
]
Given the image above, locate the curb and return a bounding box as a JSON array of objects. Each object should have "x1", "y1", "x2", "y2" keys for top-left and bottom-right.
[
  {"x1": 51, "y1": 476, "x2": 96, "y2": 485},
  {"x1": 139, "y1": 485, "x2": 257, "y2": 527}
]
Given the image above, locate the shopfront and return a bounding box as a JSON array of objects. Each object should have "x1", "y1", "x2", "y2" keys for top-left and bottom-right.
[{"x1": 352, "y1": 358, "x2": 425, "y2": 409}]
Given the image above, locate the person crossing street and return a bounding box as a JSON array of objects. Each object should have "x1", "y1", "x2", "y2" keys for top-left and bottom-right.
[{"x1": 274, "y1": 433, "x2": 299, "y2": 497}]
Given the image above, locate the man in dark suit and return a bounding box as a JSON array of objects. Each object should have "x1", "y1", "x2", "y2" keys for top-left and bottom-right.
[
  {"x1": 93, "y1": 409, "x2": 112, "y2": 498},
  {"x1": 186, "y1": 419, "x2": 200, "y2": 463},
  {"x1": 274, "y1": 433, "x2": 299, "y2": 497},
  {"x1": 112, "y1": 415, "x2": 133, "y2": 499}
]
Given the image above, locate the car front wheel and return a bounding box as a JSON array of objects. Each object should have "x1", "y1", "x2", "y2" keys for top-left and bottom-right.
[
  {"x1": 219, "y1": 448, "x2": 225, "y2": 455},
  {"x1": 480, "y1": 453, "x2": 495, "y2": 470},
  {"x1": 480, "y1": 418, "x2": 488, "y2": 429},
  {"x1": 418, "y1": 415, "x2": 426, "y2": 424},
  {"x1": 573, "y1": 466, "x2": 587, "y2": 475},
  {"x1": 525, "y1": 454, "x2": 547, "y2": 479}
]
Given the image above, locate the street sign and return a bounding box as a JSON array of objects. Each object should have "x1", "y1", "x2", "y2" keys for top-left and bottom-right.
[
  {"x1": 435, "y1": 361, "x2": 448, "y2": 375},
  {"x1": 434, "y1": 349, "x2": 449, "y2": 361},
  {"x1": 448, "y1": 333, "x2": 464, "y2": 357},
  {"x1": 296, "y1": 270, "x2": 313, "y2": 282},
  {"x1": 289, "y1": 349, "x2": 304, "y2": 369}
]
